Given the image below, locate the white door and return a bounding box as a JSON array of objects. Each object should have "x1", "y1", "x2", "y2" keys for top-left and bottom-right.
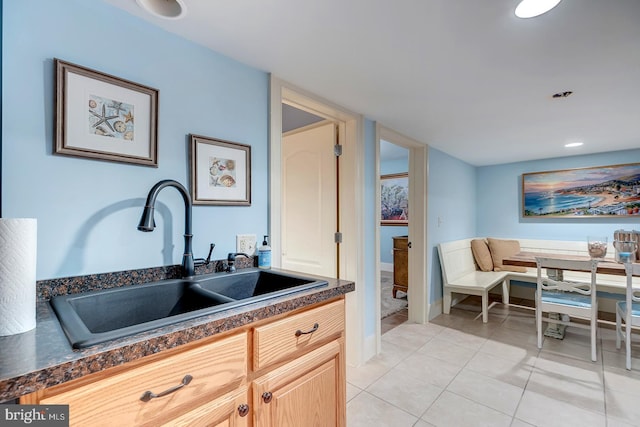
[{"x1": 282, "y1": 121, "x2": 338, "y2": 277}]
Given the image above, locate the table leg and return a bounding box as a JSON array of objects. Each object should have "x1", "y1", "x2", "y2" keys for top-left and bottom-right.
[
  {"x1": 544, "y1": 269, "x2": 567, "y2": 339},
  {"x1": 544, "y1": 313, "x2": 567, "y2": 339}
]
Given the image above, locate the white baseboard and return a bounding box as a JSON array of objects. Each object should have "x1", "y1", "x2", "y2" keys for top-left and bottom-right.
[
  {"x1": 429, "y1": 299, "x2": 443, "y2": 321},
  {"x1": 363, "y1": 333, "x2": 377, "y2": 362},
  {"x1": 380, "y1": 262, "x2": 393, "y2": 272}
]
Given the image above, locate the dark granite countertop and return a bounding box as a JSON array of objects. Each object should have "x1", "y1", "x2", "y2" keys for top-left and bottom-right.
[{"x1": 0, "y1": 267, "x2": 354, "y2": 402}]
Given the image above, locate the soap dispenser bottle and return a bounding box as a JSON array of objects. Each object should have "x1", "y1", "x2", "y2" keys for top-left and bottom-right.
[{"x1": 258, "y1": 235, "x2": 272, "y2": 269}]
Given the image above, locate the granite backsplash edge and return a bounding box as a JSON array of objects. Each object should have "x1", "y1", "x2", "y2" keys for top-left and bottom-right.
[{"x1": 37, "y1": 257, "x2": 256, "y2": 300}]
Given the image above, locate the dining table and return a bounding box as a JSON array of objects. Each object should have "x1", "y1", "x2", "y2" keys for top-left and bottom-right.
[
  {"x1": 503, "y1": 251, "x2": 638, "y2": 339},
  {"x1": 503, "y1": 251, "x2": 637, "y2": 276}
]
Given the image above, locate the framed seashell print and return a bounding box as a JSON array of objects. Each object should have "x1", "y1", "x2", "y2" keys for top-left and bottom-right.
[
  {"x1": 54, "y1": 59, "x2": 158, "y2": 167},
  {"x1": 190, "y1": 134, "x2": 251, "y2": 205}
]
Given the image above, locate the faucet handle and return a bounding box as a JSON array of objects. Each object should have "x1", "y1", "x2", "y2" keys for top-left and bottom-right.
[
  {"x1": 195, "y1": 243, "x2": 215, "y2": 267},
  {"x1": 226, "y1": 252, "x2": 250, "y2": 272}
]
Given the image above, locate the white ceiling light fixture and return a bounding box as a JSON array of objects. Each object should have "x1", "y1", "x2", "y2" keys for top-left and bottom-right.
[
  {"x1": 515, "y1": 0, "x2": 562, "y2": 18},
  {"x1": 136, "y1": 0, "x2": 187, "y2": 20},
  {"x1": 564, "y1": 142, "x2": 584, "y2": 148}
]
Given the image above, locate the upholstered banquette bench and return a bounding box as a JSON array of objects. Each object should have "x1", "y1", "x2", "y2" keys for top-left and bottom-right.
[{"x1": 437, "y1": 237, "x2": 633, "y2": 322}]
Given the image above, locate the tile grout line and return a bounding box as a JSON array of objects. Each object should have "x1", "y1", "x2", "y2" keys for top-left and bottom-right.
[
  {"x1": 350, "y1": 297, "x2": 639, "y2": 427},
  {"x1": 414, "y1": 323, "x2": 489, "y2": 423}
]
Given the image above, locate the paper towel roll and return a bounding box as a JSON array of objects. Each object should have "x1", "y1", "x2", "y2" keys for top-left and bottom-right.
[{"x1": 0, "y1": 218, "x2": 37, "y2": 336}]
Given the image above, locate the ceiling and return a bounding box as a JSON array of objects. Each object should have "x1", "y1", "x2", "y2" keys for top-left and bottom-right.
[{"x1": 105, "y1": 0, "x2": 640, "y2": 166}]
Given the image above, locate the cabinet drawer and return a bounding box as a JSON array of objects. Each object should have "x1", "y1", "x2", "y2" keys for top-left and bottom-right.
[
  {"x1": 253, "y1": 300, "x2": 344, "y2": 370},
  {"x1": 41, "y1": 332, "x2": 247, "y2": 427},
  {"x1": 162, "y1": 386, "x2": 250, "y2": 427}
]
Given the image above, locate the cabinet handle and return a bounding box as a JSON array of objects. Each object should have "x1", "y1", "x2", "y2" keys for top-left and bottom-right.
[
  {"x1": 262, "y1": 391, "x2": 273, "y2": 403},
  {"x1": 295, "y1": 323, "x2": 319, "y2": 337},
  {"x1": 139, "y1": 374, "x2": 193, "y2": 402},
  {"x1": 408, "y1": 241, "x2": 412, "y2": 248},
  {"x1": 238, "y1": 404, "x2": 250, "y2": 417}
]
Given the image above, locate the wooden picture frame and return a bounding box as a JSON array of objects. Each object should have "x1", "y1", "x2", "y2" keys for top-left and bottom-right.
[
  {"x1": 381, "y1": 173, "x2": 409, "y2": 226},
  {"x1": 522, "y1": 162, "x2": 640, "y2": 218},
  {"x1": 190, "y1": 134, "x2": 251, "y2": 206},
  {"x1": 54, "y1": 59, "x2": 159, "y2": 167}
]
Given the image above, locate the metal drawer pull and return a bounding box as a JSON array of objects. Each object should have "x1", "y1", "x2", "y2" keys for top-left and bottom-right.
[
  {"x1": 262, "y1": 391, "x2": 273, "y2": 403},
  {"x1": 295, "y1": 323, "x2": 319, "y2": 337},
  {"x1": 140, "y1": 374, "x2": 193, "y2": 402}
]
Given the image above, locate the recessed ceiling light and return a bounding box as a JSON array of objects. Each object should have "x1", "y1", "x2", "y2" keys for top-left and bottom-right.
[
  {"x1": 565, "y1": 142, "x2": 584, "y2": 148},
  {"x1": 136, "y1": 0, "x2": 187, "y2": 20},
  {"x1": 515, "y1": 0, "x2": 562, "y2": 18}
]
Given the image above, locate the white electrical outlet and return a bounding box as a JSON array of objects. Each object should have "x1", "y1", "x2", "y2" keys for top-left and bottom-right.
[{"x1": 236, "y1": 234, "x2": 257, "y2": 256}]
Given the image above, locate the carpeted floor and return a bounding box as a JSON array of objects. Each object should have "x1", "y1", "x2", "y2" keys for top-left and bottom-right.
[{"x1": 380, "y1": 271, "x2": 408, "y2": 318}]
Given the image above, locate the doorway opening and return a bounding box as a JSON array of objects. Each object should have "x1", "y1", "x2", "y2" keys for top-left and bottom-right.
[
  {"x1": 375, "y1": 124, "x2": 428, "y2": 352},
  {"x1": 270, "y1": 77, "x2": 366, "y2": 366},
  {"x1": 281, "y1": 105, "x2": 339, "y2": 278},
  {"x1": 379, "y1": 140, "x2": 409, "y2": 333}
]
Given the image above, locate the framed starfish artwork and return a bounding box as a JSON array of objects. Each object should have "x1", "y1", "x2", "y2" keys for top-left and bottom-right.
[
  {"x1": 54, "y1": 59, "x2": 159, "y2": 167},
  {"x1": 190, "y1": 134, "x2": 251, "y2": 206}
]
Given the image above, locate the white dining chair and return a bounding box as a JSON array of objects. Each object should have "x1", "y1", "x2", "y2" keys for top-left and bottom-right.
[
  {"x1": 535, "y1": 257, "x2": 599, "y2": 362},
  {"x1": 616, "y1": 262, "x2": 640, "y2": 370}
]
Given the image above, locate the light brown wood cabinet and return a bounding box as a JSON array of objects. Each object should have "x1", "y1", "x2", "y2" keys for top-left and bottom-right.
[
  {"x1": 30, "y1": 332, "x2": 249, "y2": 426},
  {"x1": 392, "y1": 235, "x2": 409, "y2": 298},
  {"x1": 164, "y1": 386, "x2": 250, "y2": 427},
  {"x1": 253, "y1": 340, "x2": 343, "y2": 426},
  {"x1": 22, "y1": 298, "x2": 346, "y2": 427}
]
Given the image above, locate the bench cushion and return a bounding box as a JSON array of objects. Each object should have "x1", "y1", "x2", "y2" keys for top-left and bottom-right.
[
  {"x1": 471, "y1": 239, "x2": 493, "y2": 272},
  {"x1": 487, "y1": 238, "x2": 527, "y2": 273}
]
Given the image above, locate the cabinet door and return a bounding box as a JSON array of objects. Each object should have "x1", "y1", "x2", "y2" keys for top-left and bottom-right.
[
  {"x1": 253, "y1": 340, "x2": 345, "y2": 427},
  {"x1": 393, "y1": 237, "x2": 409, "y2": 289},
  {"x1": 163, "y1": 386, "x2": 250, "y2": 427}
]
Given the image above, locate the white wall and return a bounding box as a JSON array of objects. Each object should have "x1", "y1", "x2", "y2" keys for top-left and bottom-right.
[{"x1": 363, "y1": 120, "x2": 377, "y2": 337}]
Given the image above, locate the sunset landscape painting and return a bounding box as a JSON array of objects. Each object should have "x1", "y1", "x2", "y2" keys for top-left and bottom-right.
[{"x1": 522, "y1": 163, "x2": 640, "y2": 217}]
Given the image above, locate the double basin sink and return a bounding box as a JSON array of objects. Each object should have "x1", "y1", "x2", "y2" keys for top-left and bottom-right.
[{"x1": 50, "y1": 268, "x2": 328, "y2": 349}]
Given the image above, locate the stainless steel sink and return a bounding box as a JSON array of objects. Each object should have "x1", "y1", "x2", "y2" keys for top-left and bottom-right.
[{"x1": 50, "y1": 269, "x2": 327, "y2": 349}]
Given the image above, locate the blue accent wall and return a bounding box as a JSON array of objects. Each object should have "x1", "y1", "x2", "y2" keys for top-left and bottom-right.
[
  {"x1": 427, "y1": 147, "x2": 477, "y2": 303},
  {"x1": 477, "y1": 149, "x2": 640, "y2": 240},
  {"x1": 0, "y1": 0, "x2": 3, "y2": 217},
  {"x1": 4, "y1": 0, "x2": 638, "y2": 334},
  {"x1": 2, "y1": 0, "x2": 268, "y2": 279},
  {"x1": 380, "y1": 158, "x2": 409, "y2": 264}
]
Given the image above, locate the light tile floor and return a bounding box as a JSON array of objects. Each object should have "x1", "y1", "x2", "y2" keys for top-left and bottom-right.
[
  {"x1": 381, "y1": 307, "x2": 408, "y2": 334},
  {"x1": 348, "y1": 297, "x2": 640, "y2": 427}
]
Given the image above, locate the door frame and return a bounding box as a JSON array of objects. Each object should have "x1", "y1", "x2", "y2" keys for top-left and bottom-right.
[
  {"x1": 270, "y1": 76, "x2": 366, "y2": 366},
  {"x1": 375, "y1": 124, "x2": 428, "y2": 351}
]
